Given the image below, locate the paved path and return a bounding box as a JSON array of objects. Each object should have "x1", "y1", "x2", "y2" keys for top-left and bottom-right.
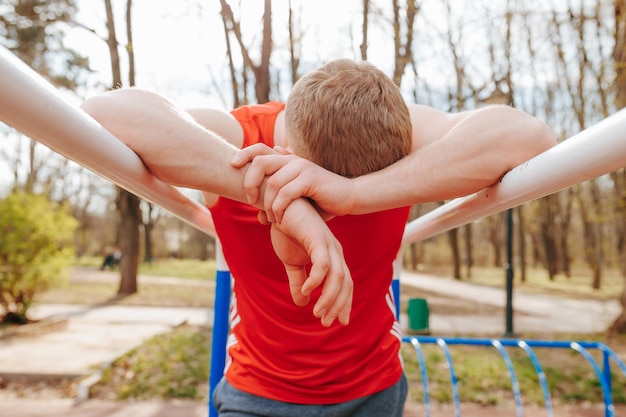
[
  {"x1": 401, "y1": 271, "x2": 621, "y2": 334},
  {"x1": 2, "y1": 398, "x2": 624, "y2": 417},
  {"x1": 0, "y1": 304, "x2": 212, "y2": 376},
  {"x1": 0, "y1": 267, "x2": 623, "y2": 417}
]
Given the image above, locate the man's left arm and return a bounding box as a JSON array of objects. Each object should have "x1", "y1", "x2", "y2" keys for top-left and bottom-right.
[{"x1": 233, "y1": 105, "x2": 557, "y2": 220}]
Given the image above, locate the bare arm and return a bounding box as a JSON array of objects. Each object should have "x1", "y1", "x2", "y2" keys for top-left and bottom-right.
[
  {"x1": 234, "y1": 104, "x2": 557, "y2": 220},
  {"x1": 81, "y1": 88, "x2": 249, "y2": 202},
  {"x1": 350, "y1": 104, "x2": 558, "y2": 212},
  {"x1": 81, "y1": 88, "x2": 353, "y2": 326}
]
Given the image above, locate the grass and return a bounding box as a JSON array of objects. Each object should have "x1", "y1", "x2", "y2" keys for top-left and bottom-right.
[
  {"x1": 74, "y1": 256, "x2": 217, "y2": 280},
  {"x1": 137, "y1": 258, "x2": 217, "y2": 280},
  {"x1": 37, "y1": 257, "x2": 217, "y2": 307},
  {"x1": 90, "y1": 325, "x2": 626, "y2": 405},
  {"x1": 419, "y1": 265, "x2": 624, "y2": 301},
  {"x1": 91, "y1": 324, "x2": 211, "y2": 401},
  {"x1": 38, "y1": 280, "x2": 215, "y2": 307}
]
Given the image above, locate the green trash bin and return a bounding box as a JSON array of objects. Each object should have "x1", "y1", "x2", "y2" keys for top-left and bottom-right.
[{"x1": 407, "y1": 298, "x2": 430, "y2": 334}]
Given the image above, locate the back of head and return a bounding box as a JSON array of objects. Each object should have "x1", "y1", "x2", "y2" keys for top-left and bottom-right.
[{"x1": 285, "y1": 59, "x2": 412, "y2": 178}]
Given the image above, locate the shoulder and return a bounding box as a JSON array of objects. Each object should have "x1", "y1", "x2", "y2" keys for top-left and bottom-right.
[{"x1": 407, "y1": 104, "x2": 464, "y2": 151}]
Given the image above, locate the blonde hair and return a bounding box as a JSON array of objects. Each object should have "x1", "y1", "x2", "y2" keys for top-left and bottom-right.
[{"x1": 285, "y1": 59, "x2": 412, "y2": 177}]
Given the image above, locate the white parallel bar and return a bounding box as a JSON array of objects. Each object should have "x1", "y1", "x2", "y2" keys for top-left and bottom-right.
[
  {"x1": 403, "y1": 109, "x2": 626, "y2": 245},
  {"x1": 3, "y1": 43, "x2": 624, "y2": 247},
  {"x1": 0, "y1": 45, "x2": 215, "y2": 236}
]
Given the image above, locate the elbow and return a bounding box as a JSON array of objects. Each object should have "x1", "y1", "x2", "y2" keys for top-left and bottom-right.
[
  {"x1": 527, "y1": 118, "x2": 558, "y2": 159},
  {"x1": 507, "y1": 110, "x2": 557, "y2": 165},
  {"x1": 81, "y1": 91, "x2": 132, "y2": 132},
  {"x1": 81, "y1": 88, "x2": 155, "y2": 125},
  {"x1": 81, "y1": 94, "x2": 111, "y2": 124}
]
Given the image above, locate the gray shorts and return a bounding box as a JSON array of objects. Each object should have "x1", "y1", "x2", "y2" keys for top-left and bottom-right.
[{"x1": 213, "y1": 373, "x2": 408, "y2": 417}]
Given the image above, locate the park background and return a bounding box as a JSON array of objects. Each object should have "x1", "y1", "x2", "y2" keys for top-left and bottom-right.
[{"x1": 1, "y1": 0, "x2": 626, "y2": 411}]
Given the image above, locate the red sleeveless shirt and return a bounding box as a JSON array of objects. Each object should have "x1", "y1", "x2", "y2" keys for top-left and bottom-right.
[{"x1": 209, "y1": 102, "x2": 410, "y2": 404}]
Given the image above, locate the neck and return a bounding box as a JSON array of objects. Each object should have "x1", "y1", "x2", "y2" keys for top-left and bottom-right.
[{"x1": 273, "y1": 110, "x2": 288, "y2": 147}]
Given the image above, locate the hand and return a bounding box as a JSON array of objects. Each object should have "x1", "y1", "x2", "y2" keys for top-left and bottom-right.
[
  {"x1": 232, "y1": 144, "x2": 356, "y2": 223},
  {"x1": 271, "y1": 199, "x2": 353, "y2": 327}
]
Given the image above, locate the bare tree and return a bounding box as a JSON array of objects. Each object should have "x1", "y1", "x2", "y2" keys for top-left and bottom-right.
[
  {"x1": 288, "y1": 0, "x2": 302, "y2": 84},
  {"x1": 1, "y1": 0, "x2": 89, "y2": 197},
  {"x1": 103, "y1": 0, "x2": 141, "y2": 295},
  {"x1": 220, "y1": 0, "x2": 273, "y2": 104},
  {"x1": 360, "y1": 0, "x2": 370, "y2": 61},
  {"x1": 391, "y1": 0, "x2": 418, "y2": 87},
  {"x1": 610, "y1": 0, "x2": 626, "y2": 333}
]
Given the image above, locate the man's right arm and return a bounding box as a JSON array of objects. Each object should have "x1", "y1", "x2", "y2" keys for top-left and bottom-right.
[
  {"x1": 81, "y1": 88, "x2": 353, "y2": 327},
  {"x1": 81, "y1": 88, "x2": 249, "y2": 202}
]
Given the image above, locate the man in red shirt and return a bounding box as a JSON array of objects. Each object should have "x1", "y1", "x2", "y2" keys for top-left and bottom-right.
[{"x1": 82, "y1": 59, "x2": 555, "y2": 416}]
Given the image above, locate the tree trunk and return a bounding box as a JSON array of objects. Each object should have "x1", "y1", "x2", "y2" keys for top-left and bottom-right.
[
  {"x1": 559, "y1": 189, "x2": 573, "y2": 278},
  {"x1": 219, "y1": 0, "x2": 272, "y2": 104},
  {"x1": 447, "y1": 228, "x2": 461, "y2": 280},
  {"x1": 408, "y1": 243, "x2": 421, "y2": 270},
  {"x1": 517, "y1": 206, "x2": 527, "y2": 283},
  {"x1": 609, "y1": 170, "x2": 626, "y2": 334},
  {"x1": 125, "y1": 0, "x2": 135, "y2": 87},
  {"x1": 539, "y1": 196, "x2": 558, "y2": 280},
  {"x1": 104, "y1": 0, "x2": 121, "y2": 88},
  {"x1": 486, "y1": 214, "x2": 503, "y2": 268},
  {"x1": 360, "y1": 0, "x2": 369, "y2": 61},
  {"x1": 463, "y1": 223, "x2": 473, "y2": 279},
  {"x1": 610, "y1": 0, "x2": 626, "y2": 333},
  {"x1": 391, "y1": 0, "x2": 418, "y2": 87},
  {"x1": 143, "y1": 219, "x2": 153, "y2": 263},
  {"x1": 117, "y1": 189, "x2": 140, "y2": 294},
  {"x1": 287, "y1": 0, "x2": 300, "y2": 85},
  {"x1": 104, "y1": 0, "x2": 141, "y2": 295},
  {"x1": 609, "y1": 288, "x2": 626, "y2": 334},
  {"x1": 575, "y1": 184, "x2": 603, "y2": 289}
]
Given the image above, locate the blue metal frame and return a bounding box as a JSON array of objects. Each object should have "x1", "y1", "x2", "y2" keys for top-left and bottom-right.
[
  {"x1": 208, "y1": 245, "x2": 231, "y2": 417},
  {"x1": 402, "y1": 336, "x2": 626, "y2": 417}
]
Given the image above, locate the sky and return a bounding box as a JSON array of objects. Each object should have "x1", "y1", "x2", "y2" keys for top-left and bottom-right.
[{"x1": 64, "y1": 0, "x2": 376, "y2": 107}]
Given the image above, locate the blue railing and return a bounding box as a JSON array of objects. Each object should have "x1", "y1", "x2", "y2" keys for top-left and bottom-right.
[{"x1": 403, "y1": 336, "x2": 626, "y2": 417}]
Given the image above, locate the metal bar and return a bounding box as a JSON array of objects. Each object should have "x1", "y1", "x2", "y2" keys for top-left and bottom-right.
[
  {"x1": 402, "y1": 336, "x2": 625, "y2": 417},
  {"x1": 436, "y1": 338, "x2": 461, "y2": 417},
  {"x1": 491, "y1": 340, "x2": 523, "y2": 417},
  {"x1": 517, "y1": 341, "x2": 554, "y2": 417},
  {"x1": 0, "y1": 45, "x2": 216, "y2": 237},
  {"x1": 570, "y1": 342, "x2": 615, "y2": 417},
  {"x1": 208, "y1": 242, "x2": 231, "y2": 417},
  {"x1": 409, "y1": 337, "x2": 432, "y2": 417},
  {"x1": 505, "y1": 209, "x2": 515, "y2": 337}
]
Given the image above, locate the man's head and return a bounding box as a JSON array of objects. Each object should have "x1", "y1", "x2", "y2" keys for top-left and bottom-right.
[{"x1": 285, "y1": 59, "x2": 412, "y2": 178}]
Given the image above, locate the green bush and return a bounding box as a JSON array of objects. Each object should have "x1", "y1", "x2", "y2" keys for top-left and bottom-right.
[{"x1": 0, "y1": 191, "x2": 77, "y2": 323}]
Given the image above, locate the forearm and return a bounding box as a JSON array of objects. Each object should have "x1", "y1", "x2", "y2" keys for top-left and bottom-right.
[
  {"x1": 81, "y1": 88, "x2": 250, "y2": 203},
  {"x1": 351, "y1": 106, "x2": 557, "y2": 213},
  {"x1": 273, "y1": 197, "x2": 352, "y2": 327}
]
